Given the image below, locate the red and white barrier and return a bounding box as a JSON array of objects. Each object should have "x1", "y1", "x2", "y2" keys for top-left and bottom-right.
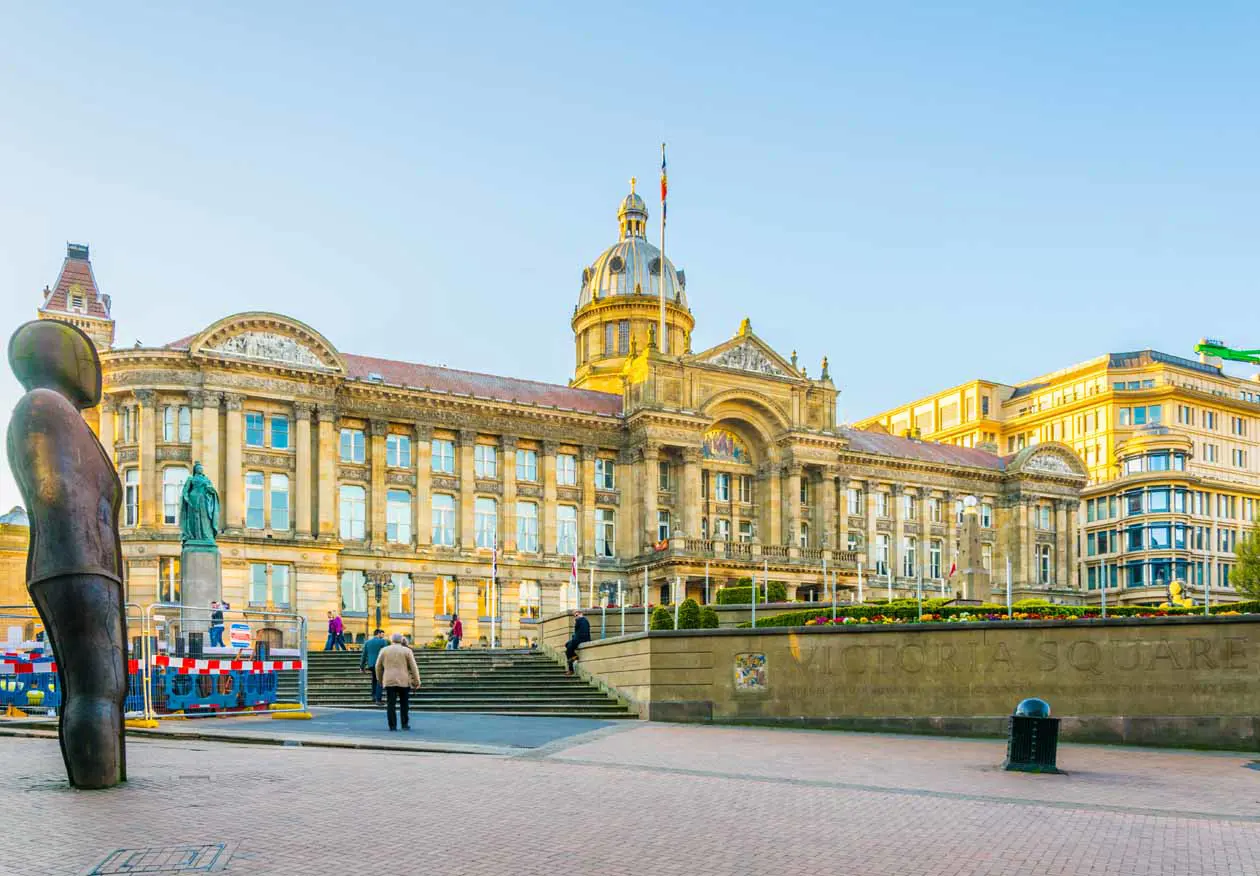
[{"x1": 149, "y1": 655, "x2": 303, "y2": 675}]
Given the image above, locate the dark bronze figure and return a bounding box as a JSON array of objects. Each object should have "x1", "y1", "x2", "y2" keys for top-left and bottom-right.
[{"x1": 6, "y1": 319, "x2": 127, "y2": 789}]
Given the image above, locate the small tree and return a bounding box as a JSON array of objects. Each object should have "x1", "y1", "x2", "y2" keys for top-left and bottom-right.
[
  {"x1": 699, "y1": 607, "x2": 720, "y2": 629},
  {"x1": 1232, "y1": 524, "x2": 1260, "y2": 599},
  {"x1": 677, "y1": 598, "x2": 701, "y2": 629},
  {"x1": 650, "y1": 606, "x2": 675, "y2": 630}
]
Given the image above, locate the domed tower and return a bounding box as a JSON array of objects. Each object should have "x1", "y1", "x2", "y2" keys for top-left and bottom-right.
[{"x1": 571, "y1": 179, "x2": 694, "y2": 393}]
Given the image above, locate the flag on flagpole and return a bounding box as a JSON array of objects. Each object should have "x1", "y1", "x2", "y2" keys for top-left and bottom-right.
[
  {"x1": 948, "y1": 562, "x2": 957, "y2": 578},
  {"x1": 660, "y1": 145, "x2": 668, "y2": 225}
]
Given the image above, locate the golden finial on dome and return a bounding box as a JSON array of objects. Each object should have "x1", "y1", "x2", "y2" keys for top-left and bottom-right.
[
  {"x1": 737, "y1": 317, "x2": 751, "y2": 337},
  {"x1": 630, "y1": 176, "x2": 637, "y2": 194}
]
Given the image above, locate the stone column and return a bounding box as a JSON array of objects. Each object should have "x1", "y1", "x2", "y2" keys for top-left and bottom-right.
[
  {"x1": 458, "y1": 429, "x2": 477, "y2": 550},
  {"x1": 222, "y1": 393, "x2": 245, "y2": 530},
  {"x1": 294, "y1": 403, "x2": 313, "y2": 538},
  {"x1": 186, "y1": 389, "x2": 204, "y2": 465},
  {"x1": 542, "y1": 441, "x2": 558, "y2": 554},
  {"x1": 891, "y1": 485, "x2": 905, "y2": 580},
  {"x1": 414, "y1": 423, "x2": 433, "y2": 547},
  {"x1": 766, "y1": 460, "x2": 782, "y2": 545},
  {"x1": 580, "y1": 446, "x2": 597, "y2": 555},
  {"x1": 917, "y1": 489, "x2": 931, "y2": 585},
  {"x1": 617, "y1": 447, "x2": 637, "y2": 558},
  {"x1": 201, "y1": 392, "x2": 222, "y2": 488},
  {"x1": 641, "y1": 444, "x2": 659, "y2": 548},
  {"x1": 316, "y1": 404, "x2": 337, "y2": 538},
  {"x1": 866, "y1": 483, "x2": 879, "y2": 576},
  {"x1": 1055, "y1": 498, "x2": 1069, "y2": 587},
  {"x1": 682, "y1": 447, "x2": 702, "y2": 538},
  {"x1": 785, "y1": 461, "x2": 802, "y2": 548},
  {"x1": 99, "y1": 396, "x2": 117, "y2": 465},
  {"x1": 1019, "y1": 499, "x2": 1033, "y2": 587},
  {"x1": 135, "y1": 389, "x2": 158, "y2": 528},
  {"x1": 369, "y1": 419, "x2": 388, "y2": 547},
  {"x1": 821, "y1": 466, "x2": 837, "y2": 550},
  {"x1": 502, "y1": 435, "x2": 518, "y2": 552}
]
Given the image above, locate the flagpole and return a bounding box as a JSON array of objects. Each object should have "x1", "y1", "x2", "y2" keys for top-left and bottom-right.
[
  {"x1": 659, "y1": 142, "x2": 667, "y2": 348},
  {"x1": 490, "y1": 541, "x2": 497, "y2": 649},
  {"x1": 857, "y1": 560, "x2": 864, "y2": 604},
  {"x1": 644, "y1": 566, "x2": 650, "y2": 632},
  {"x1": 1006, "y1": 557, "x2": 1012, "y2": 620}
]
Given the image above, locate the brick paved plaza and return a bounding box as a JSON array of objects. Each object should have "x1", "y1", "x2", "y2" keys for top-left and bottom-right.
[{"x1": 1, "y1": 722, "x2": 1258, "y2": 875}]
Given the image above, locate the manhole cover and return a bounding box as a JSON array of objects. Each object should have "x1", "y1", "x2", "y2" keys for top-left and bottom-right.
[{"x1": 85, "y1": 843, "x2": 235, "y2": 874}]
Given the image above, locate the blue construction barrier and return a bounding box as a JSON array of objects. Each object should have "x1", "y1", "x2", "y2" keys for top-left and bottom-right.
[{"x1": 150, "y1": 668, "x2": 281, "y2": 715}]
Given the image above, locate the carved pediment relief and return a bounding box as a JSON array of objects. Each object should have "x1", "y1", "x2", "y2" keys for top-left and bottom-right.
[
  {"x1": 190, "y1": 312, "x2": 346, "y2": 374},
  {"x1": 206, "y1": 331, "x2": 333, "y2": 370},
  {"x1": 696, "y1": 339, "x2": 794, "y2": 378}
]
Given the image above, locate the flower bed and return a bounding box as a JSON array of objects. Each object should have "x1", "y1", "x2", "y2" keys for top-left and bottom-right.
[{"x1": 739, "y1": 600, "x2": 1260, "y2": 628}]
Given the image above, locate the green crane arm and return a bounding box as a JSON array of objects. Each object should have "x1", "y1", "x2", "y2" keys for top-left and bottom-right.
[{"x1": 1194, "y1": 340, "x2": 1260, "y2": 366}]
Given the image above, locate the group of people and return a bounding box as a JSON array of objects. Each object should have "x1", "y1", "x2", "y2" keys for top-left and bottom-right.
[
  {"x1": 324, "y1": 611, "x2": 348, "y2": 650},
  {"x1": 209, "y1": 600, "x2": 231, "y2": 647}
]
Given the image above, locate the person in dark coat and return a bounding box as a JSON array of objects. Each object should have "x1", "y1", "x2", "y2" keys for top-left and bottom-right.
[
  {"x1": 565, "y1": 610, "x2": 591, "y2": 676},
  {"x1": 359, "y1": 629, "x2": 388, "y2": 704}
]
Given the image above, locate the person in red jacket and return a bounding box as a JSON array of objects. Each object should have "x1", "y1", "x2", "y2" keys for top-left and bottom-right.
[{"x1": 448, "y1": 614, "x2": 463, "y2": 650}]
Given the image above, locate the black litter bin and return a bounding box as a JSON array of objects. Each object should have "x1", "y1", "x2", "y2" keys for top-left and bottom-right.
[
  {"x1": 187, "y1": 631, "x2": 204, "y2": 659},
  {"x1": 1004, "y1": 697, "x2": 1061, "y2": 774}
]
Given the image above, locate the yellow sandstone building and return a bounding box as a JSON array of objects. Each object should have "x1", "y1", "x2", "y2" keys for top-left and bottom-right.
[
  {"x1": 859, "y1": 351, "x2": 1260, "y2": 605},
  {"x1": 16, "y1": 186, "x2": 1086, "y2": 646}
]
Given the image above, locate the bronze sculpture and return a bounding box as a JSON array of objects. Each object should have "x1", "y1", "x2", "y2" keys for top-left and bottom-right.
[
  {"x1": 179, "y1": 462, "x2": 220, "y2": 546},
  {"x1": 6, "y1": 319, "x2": 127, "y2": 789}
]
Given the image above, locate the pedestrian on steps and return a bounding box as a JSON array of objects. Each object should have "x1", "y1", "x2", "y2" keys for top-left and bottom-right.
[
  {"x1": 375, "y1": 633, "x2": 420, "y2": 731},
  {"x1": 360, "y1": 628, "x2": 388, "y2": 704},
  {"x1": 565, "y1": 609, "x2": 591, "y2": 676},
  {"x1": 448, "y1": 614, "x2": 463, "y2": 650}
]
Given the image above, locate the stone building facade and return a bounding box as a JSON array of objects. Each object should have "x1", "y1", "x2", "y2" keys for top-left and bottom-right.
[{"x1": 25, "y1": 190, "x2": 1087, "y2": 647}]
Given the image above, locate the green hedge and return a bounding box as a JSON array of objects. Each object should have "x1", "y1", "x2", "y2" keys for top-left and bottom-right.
[
  {"x1": 677, "y1": 598, "x2": 701, "y2": 630},
  {"x1": 699, "y1": 607, "x2": 720, "y2": 629},
  {"x1": 716, "y1": 581, "x2": 788, "y2": 604},
  {"x1": 650, "y1": 606, "x2": 675, "y2": 630}
]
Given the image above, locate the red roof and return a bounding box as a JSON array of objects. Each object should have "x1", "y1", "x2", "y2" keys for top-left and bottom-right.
[
  {"x1": 342, "y1": 353, "x2": 622, "y2": 416},
  {"x1": 40, "y1": 244, "x2": 111, "y2": 320},
  {"x1": 841, "y1": 428, "x2": 1006, "y2": 471}
]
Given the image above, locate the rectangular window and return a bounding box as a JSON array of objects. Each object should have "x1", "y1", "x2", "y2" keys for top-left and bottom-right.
[
  {"x1": 595, "y1": 508, "x2": 615, "y2": 557},
  {"x1": 340, "y1": 570, "x2": 367, "y2": 614},
  {"x1": 1148, "y1": 488, "x2": 1170, "y2": 513},
  {"x1": 980, "y1": 503, "x2": 993, "y2": 529},
  {"x1": 340, "y1": 428, "x2": 365, "y2": 463},
  {"x1": 847, "y1": 488, "x2": 863, "y2": 516},
  {"x1": 981, "y1": 397, "x2": 990, "y2": 416},
  {"x1": 929, "y1": 539, "x2": 942, "y2": 579},
  {"x1": 270, "y1": 415, "x2": 289, "y2": 450},
  {"x1": 431, "y1": 494, "x2": 455, "y2": 546},
  {"x1": 617, "y1": 320, "x2": 629, "y2": 355},
  {"x1": 928, "y1": 497, "x2": 942, "y2": 523},
  {"x1": 1205, "y1": 443, "x2": 1219, "y2": 463},
  {"x1": 739, "y1": 520, "x2": 753, "y2": 543},
  {"x1": 431, "y1": 438, "x2": 455, "y2": 473},
  {"x1": 1233, "y1": 417, "x2": 1247, "y2": 436},
  {"x1": 250, "y1": 563, "x2": 268, "y2": 606},
  {"x1": 474, "y1": 497, "x2": 497, "y2": 549},
  {"x1": 516, "y1": 501, "x2": 539, "y2": 553},
  {"x1": 386, "y1": 490, "x2": 411, "y2": 543},
  {"x1": 875, "y1": 492, "x2": 890, "y2": 518},
  {"x1": 245, "y1": 412, "x2": 265, "y2": 447},
  {"x1": 158, "y1": 556, "x2": 180, "y2": 603},
  {"x1": 902, "y1": 494, "x2": 916, "y2": 520},
  {"x1": 163, "y1": 405, "x2": 176, "y2": 442},
  {"x1": 657, "y1": 510, "x2": 671, "y2": 542},
  {"x1": 389, "y1": 572, "x2": 412, "y2": 616},
  {"x1": 1038, "y1": 504, "x2": 1052, "y2": 530},
  {"x1": 124, "y1": 469, "x2": 139, "y2": 526},
  {"x1": 902, "y1": 536, "x2": 917, "y2": 578},
  {"x1": 875, "y1": 533, "x2": 890, "y2": 576},
  {"x1": 162, "y1": 466, "x2": 188, "y2": 525},
  {"x1": 701, "y1": 471, "x2": 709, "y2": 499},
  {"x1": 557, "y1": 453, "x2": 578, "y2": 486},
  {"x1": 270, "y1": 473, "x2": 290, "y2": 530},
  {"x1": 386, "y1": 434, "x2": 411, "y2": 468},
  {"x1": 121, "y1": 407, "x2": 134, "y2": 443},
  {"x1": 1234, "y1": 449, "x2": 1248, "y2": 468},
  {"x1": 557, "y1": 505, "x2": 578, "y2": 555},
  {"x1": 715, "y1": 518, "x2": 731, "y2": 540},
  {"x1": 474, "y1": 445, "x2": 497, "y2": 479},
  {"x1": 981, "y1": 543, "x2": 993, "y2": 572},
  {"x1": 339, "y1": 485, "x2": 366, "y2": 540},
  {"x1": 272, "y1": 564, "x2": 291, "y2": 608},
  {"x1": 1205, "y1": 411, "x2": 1218, "y2": 430},
  {"x1": 595, "y1": 458, "x2": 615, "y2": 490},
  {"x1": 245, "y1": 471, "x2": 265, "y2": 530},
  {"x1": 714, "y1": 472, "x2": 731, "y2": 502},
  {"x1": 1039, "y1": 546, "x2": 1052, "y2": 585},
  {"x1": 516, "y1": 449, "x2": 538, "y2": 482},
  {"x1": 658, "y1": 460, "x2": 671, "y2": 491},
  {"x1": 604, "y1": 322, "x2": 615, "y2": 357},
  {"x1": 177, "y1": 406, "x2": 191, "y2": 443},
  {"x1": 739, "y1": 475, "x2": 753, "y2": 504},
  {"x1": 518, "y1": 580, "x2": 540, "y2": 620},
  {"x1": 1149, "y1": 524, "x2": 1171, "y2": 549}
]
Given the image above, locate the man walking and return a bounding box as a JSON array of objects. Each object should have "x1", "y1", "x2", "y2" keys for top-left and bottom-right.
[
  {"x1": 564, "y1": 609, "x2": 591, "y2": 676},
  {"x1": 375, "y1": 633, "x2": 420, "y2": 731},
  {"x1": 359, "y1": 628, "x2": 388, "y2": 704},
  {"x1": 208, "y1": 601, "x2": 225, "y2": 648}
]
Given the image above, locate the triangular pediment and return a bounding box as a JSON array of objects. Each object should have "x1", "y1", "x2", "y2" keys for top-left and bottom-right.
[
  {"x1": 189, "y1": 312, "x2": 345, "y2": 374},
  {"x1": 693, "y1": 331, "x2": 798, "y2": 379}
]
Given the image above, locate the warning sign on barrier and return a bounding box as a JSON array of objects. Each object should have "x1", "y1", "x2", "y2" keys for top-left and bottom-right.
[{"x1": 228, "y1": 622, "x2": 251, "y2": 649}]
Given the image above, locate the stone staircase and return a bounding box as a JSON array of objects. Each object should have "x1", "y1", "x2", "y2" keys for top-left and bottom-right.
[{"x1": 294, "y1": 649, "x2": 636, "y2": 719}]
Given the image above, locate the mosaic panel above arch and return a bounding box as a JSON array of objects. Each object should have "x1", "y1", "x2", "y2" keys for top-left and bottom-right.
[{"x1": 702, "y1": 428, "x2": 752, "y2": 465}]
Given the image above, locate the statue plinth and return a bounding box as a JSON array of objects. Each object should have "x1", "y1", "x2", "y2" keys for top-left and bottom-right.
[{"x1": 181, "y1": 544, "x2": 221, "y2": 630}]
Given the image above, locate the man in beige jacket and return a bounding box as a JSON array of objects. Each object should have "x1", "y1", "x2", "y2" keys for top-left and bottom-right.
[{"x1": 374, "y1": 633, "x2": 420, "y2": 731}]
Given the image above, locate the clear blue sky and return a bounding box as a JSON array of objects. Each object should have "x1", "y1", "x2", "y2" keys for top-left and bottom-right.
[{"x1": 2, "y1": 3, "x2": 1258, "y2": 510}]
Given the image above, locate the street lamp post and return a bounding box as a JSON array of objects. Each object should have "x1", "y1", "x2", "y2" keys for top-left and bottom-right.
[{"x1": 363, "y1": 571, "x2": 396, "y2": 640}]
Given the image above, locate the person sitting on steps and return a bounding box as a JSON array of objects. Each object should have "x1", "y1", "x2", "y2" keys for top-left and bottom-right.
[{"x1": 565, "y1": 609, "x2": 591, "y2": 676}]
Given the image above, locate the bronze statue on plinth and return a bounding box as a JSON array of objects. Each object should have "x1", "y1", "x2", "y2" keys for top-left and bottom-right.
[{"x1": 6, "y1": 320, "x2": 127, "y2": 789}]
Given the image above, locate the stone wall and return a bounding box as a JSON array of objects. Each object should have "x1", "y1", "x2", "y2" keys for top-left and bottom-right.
[{"x1": 538, "y1": 612, "x2": 1260, "y2": 750}]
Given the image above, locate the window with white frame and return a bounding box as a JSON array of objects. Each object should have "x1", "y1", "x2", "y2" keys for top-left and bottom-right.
[
  {"x1": 431, "y1": 494, "x2": 455, "y2": 546},
  {"x1": 902, "y1": 493, "x2": 917, "y2": 520},
  {"x1": 981, "y1": 502, "x2": 993, "y2": 528},
  {"x1": 557, "y1": 453, "x2": 577, "y2": 486},
  {"x1": 270, "y1": 414, "x2": 289, "y2": 450},
  {"x1": 799, "y1": 521, "x2": 809, "y2": 548},
  {"x1": 431, "y1": 438, "x2": 455, "y2": 473},
  {"x1": 474, "y1": 497, "x2": 497, "y2": 548},
  {"x1": 658, "y1": 460, "x2": 671, "y2": 491},
  {"x1": 270, "y1": 473, "x2": 290, "y2": 530},
  {"x1": 981, "y1": 543, "x2": 993, "y2": 571},
  {"x1": 955, "y1": 500, "x2": 965, "y2": 524},
  {"x1": 595, "y1": 458, "x2": 615, "y2": 489},
  {"x1": 245, "y1": 471, "x2": 265, "y2": 530},
  {"x1": 714, "y1": 472, "x2": 731, "y2": 502},
  {"x1": 739, "y1": 475, "x2": 753, "y2": 504},
  {"x1": 847, "y1": 488, "x2": 863, "y2": 515},
  {"x1": 1233, "y1": 448, "x2": 1248, "y2": 468},
  {"x1": 715, "y1": 518, "x2": 731, "y2": 540},
  {"x1": 249, "y1": 563, "x2": 268, "y2": 605},
  {"x1": 902, "y1": 536, "x2": 917, "y2": 578},
  {"x1": 739, "y1": 520, "x2": 753, "y2": 543},
  {"x1": 386, "y1": 490, "x2": 411, "y2": 543},
  {"x1": 339, "y1": 485, "x2": 366, "y2": 540},
  {"x1": 557, "y1": 505, "x2": 578, "y2": 555},
  {"x1": 1038, "y1": 544, "x2": 1053, "y2": 585},
  {"x1": 928, "y1": 497, "x2": 942, "y2": 523},
  {"x1": 340, "y1": 570, "x2": 367, "y2": 613},
  {"x1": 474, "y1": 445, "x2": 497, "y2": 478},
  {"x1": 272, "y1": 564, "x2": 291, "y2": 608},
  {"x1": 164, "y1": 405, "x2": 191, "y2": 443},
  {"x1": 158, "y1": 556, "x2": 180, "y2": 603},
  {"x1": 245, "y1": 412, "x2": 265, "y2": 448},
  {"x1": 386, "y1": 434, "x2": 411, "y2": 467},
  {"x1": 1204, "y1": 443, "x2": 1219, "y2": 463},
  {"x1": 1037, "y1": 504, "x2": 1052, "y2": 530},
  {"x1": 518, "y1": 580, "x2": 540, "y2": 619},
  {"x1": 124, "y1": 469, "x2": 139, "y2": 526},
  {"x1": 595, "y1": 508, "x2": 615, "y2": 557},
  {"x1": 929, "y1": 539, "x2": 942, "y2": 579},
  {"x1": 516, "y1": 501, "x2": 539, "y2": 552},
  {"x1": 847, "y1": 531, "x2": 862, "y2": 552},
  {"x1": 120, "y1": 407, "x2": 135, "y2": 443},
  {"x1": 178, "y1": 405, "x2": 191, "y2": 442},
  {"x1": 875, "y1": 492, "x2": 890, "y2": 518},
  {"x1": 164, "y1": 405, "x2": 176, "y2": 441},
  {"x1": 657, "y1": 510, "x2": 671, "y2": 542},
  {"x1": 340, "y1": 428, "x2": 365, "y2": 463},
  {"x1": 162, "y1": 466, "x2": 188, "y2": 525},
  {"x1": 876, "y1": 533, "x2": 890, "y2": 576},
  {"x1": 516, "y1": 449, "x2": 538, "y2": 482},
  {"x1": 389, "y1": 572, "x2": 412, "y2": 615}
]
